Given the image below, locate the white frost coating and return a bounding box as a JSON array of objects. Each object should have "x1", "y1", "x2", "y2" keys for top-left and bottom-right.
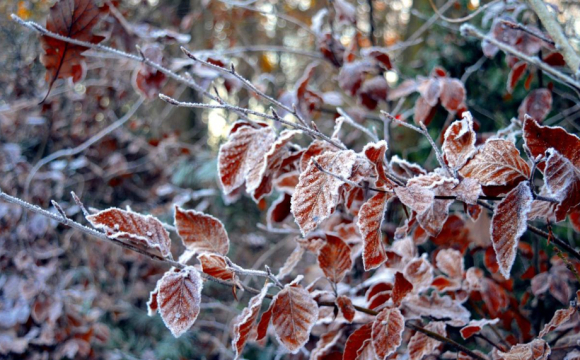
[
  {"x1": 291, "y1": 150, "x2": 357, "y2": 235},
  {"x1": 442, "y1": 111, "x2": 477, "y2": 171},
  {"x1": 146, "y1": 280, "x2": 161, "y2": 316},
  {"x1": 544, "y1": 148, "x2": 579, "y2": 202},
  {"x1": 157, "y1": 266, "x2": 203, "y2": 338},
  {"x1": 394, "y1": 186, "x2": 435, "y2": 215},
  {"x1": 459, "y1": 318, "x2": 499, "y2": 339},
  {"x1": 490, "y1": 182, "x2": 533, "y2": 279},
  {"x1": 174, "y1": 206, "x2": 230, "y2": 256}
]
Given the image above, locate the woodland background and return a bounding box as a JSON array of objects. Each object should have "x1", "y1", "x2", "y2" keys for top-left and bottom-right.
[{"x1": 1, "y1": 0, "x2": 580, "y2": 359}]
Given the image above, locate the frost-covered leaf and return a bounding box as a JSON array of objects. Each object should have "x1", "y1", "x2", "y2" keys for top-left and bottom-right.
[
  {"x1": 175, "y1": 206, "x2": 229, "y2": 256},
  {"x1": 436, "y1": 249, "x2": 464, "y2": 279},
  {"x1": 490, "y1": 182, "x2": 533, "y2": 279},
  {"x1": 274, "y1": 171, "x2": 300, "y2": 194},
  {"x1": 267, "y1": 193, "x2": 292, "y2": 225},
  {"x1": 256, "y1": 305, "x2": 274, "y2": 342},
  {"x1": 440, "y1": 78, "x2": 466, "y2": 112},
  {"x1": 459, "y1": 318, "x2": 499, "y2": 340},
  {"x1": 538, "y1": 306, "x2": 576, "y2": 338},
  {"x1": 218, "y1": 122, "x2": 276, "y2": 195},
  {"x1": 518, "y1": 89, "x2": 552, "y2": 122},
  {"x1": 404, "y1": 293, "x2": 471, "y2": 326},
  {"x1": 156, "y1": 267, "x2": 203, "y2": 337},
  {"x1": 408, "y1": 321, "x2": 446, "y2": 360},
  {"x1": 392, "y1": 272, "x2": 413, "y2": 307},
  {"x1": 337, "y1": 295, "x2": 356, "y2": 323},
  {"x1": 357, "y1": 191, "x2": 393, "y2": 271},
  {"x1": 271, "y1": 280, "x2": 318, "y2": 353},
  {"x1": 496, "y1": 339, "x2": 550, "y2": 360},
  {"x1": 363, "y1": 140, "x2": 392, "y2": 188},
  {"x1": 418, "y1": 78, "x2": 442, "y2": 107},
  {"x1": 232, "y1": 284, "x2": 271, "y2": 359},
  {"x1": 300, "y1": 140, "x2": 336, "y2": 172},
  {"x1": 414, "y1": 96, "x2": 436, "y2": 125},
  {"x1": 344, "y1": 323, "x2": 373, "y2": 360},
  {"x1": 197, "y1": 253, "x2": 235, "y2": 281},
  {"x1": 133, "y1": 44, "x2": 166, "y2": 99},
  {"x1": 544, "y1": 149, "x2": 580, "y2": 221},
  {"x1": 404, "y1": 256, "x2": 434, "y2": 293},
  {"x1": 248, "y1": 130, "x2": 300, "y2": 202},
  {"x1": 317, "y1": 234, "x2": 352, "y2": 283},
  {"x1": 442, "y1": 112, "x2": 477, "y2": 171},
  {"x1": 523, "y1": 116, "x2": 580, "y2": 170},
  {"x1": 86, "y1": 207, "x2": 171, "y2": 258},
  {"x1": 310, "y1": 329, "x2": 343, "y2": 360},
  {"x1": 291, "y1": 150, "x2": 357, "y2": 235},
  {"x1": 372, "y1": 307, "x2": 404, "y2": 359},
  {"x1": 147, "y1": 285, "x2": 159, "y2": 316},
  {"x1": 276, "y1": 245, "x2": 305, "y2": 280},
  {"x1": 459, "y1": 139, "x2": 530, "y2": 186},
  {"x1": 507, "y1": 61, "x2": 528, "y2": 94},
  {"x1": 394, "y1": 186, "x2": 435, "y2": 215}
]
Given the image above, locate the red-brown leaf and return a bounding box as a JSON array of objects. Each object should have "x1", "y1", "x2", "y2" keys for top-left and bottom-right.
[
  {"x1": 459, "y1": 318, "x2": 500, "y2": 340},
  {"x1": 394, "y1": 185, "x2": 435, "y2": 215},
  {"x1": 156, "y1": 267, "x2": 203, "y2": 337},
  {"x1": 357, "y1": 191, "x2": 393, "y2": 271},
  {"x1": 271, "y1": 280, "x2": 318, "y2": 353},
  {"x1": 371, "y1": 307, "x2": 405, "y2": 359},
  {"x1": 256, "y1": 304, "x2": 274, "y2": 342},
  {"x1": 133, "y1": 44, "x2": 166, "y2": 99},
  {"x1": 496, "y1": 339, "x2": 551, "y2": 360},
  {"x1": 267, "y1": 193, "x2": 292, "y2": 225},
  {"x1": 507, "y1": 61, "x2": 528, "y2": 94},
  {"x1": 490, "y1": 181, "x2": 533, "y2": 279},
  {"x1": 174, "y1": 206, "x2": 229, "y2": 255},
  {"x1": 518, "y1": 89, "x2": 552, "y2": 122},
  {"x1": 523, "y1": 116, "x2": 580, "y2": 170},
  {"x1": 344, "y1": 323, "x2": 373, "y2": 360},
  {"x1": 232, "y1": 284, "x2": 271, "y2": 359},
  {"x1": 40, "y1": 0, "x2": 107, "y2": 99},
  {"x1": 544, "y1": 149, "x2": 580, "y2": 221},
  {"x1": 337, "y1": 296, "x2": 356, "y2": 323},
  {"x1": 392, "y1": 272, "x2": 413, "y2": 307},
  {"x1": 291, "y1": 150, "x2": 357, "y2": 235},
  {"x1": 442, "y1": 112, "x2": 477, "y2": 171},
  {"x1": 440, "y1": 78, "x2": 466, "y2": 112},
  {"x1": 459, "y1": 139, "x2": 530, "y2": 186},
  {"x1": 86, "y1": 207, "x2": 171, "y2": 258},
  {"x1": 276, "y1": 245, "x2": 305, "y2": 280},
  {"x1": 404, "y1": 256, "x2": 434, "y2": 292},
  {"x1": 435, "y1": 249, "x2": 464, "y2": 279},
  {"x1": 538, "y1": 306, "x2": 576, "y2": 338},
  {"x1": 197, "y1": 253, "x2": 235, "y2": 281},
  {"x1": 311, "y1": 329, "x2": 343, "y2": 360},
  {"x1": 218, "y1": 122, "x2": 276, "y2": 195},
  {"x1": 408, "y1": 321, "x2": 446, "y2": 360},
  {"x1": 318, "y1": 234, "x2": 353, "y2": 283}
]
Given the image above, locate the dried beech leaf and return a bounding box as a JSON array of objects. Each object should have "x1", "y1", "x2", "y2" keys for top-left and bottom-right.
[
  {"x1": 544, "y1": 149, "x2": 580, "y2": 221},
  {"x1": 357, "y1": 191, "x2": 393, "y2": 271},
  {"x1": 267, "y1": 193, "x2": 292, "y2": 226},
  {"x1": 518, "y1": 89, "x2": 552, "y2": 122},
  {"x1": 459, "y1": 139, "x2": 530, "y2": 186},
  {"x1": 442, "y1": 112, "x2": 477, "y2": 171},
  {"x1": 414, "y1": 96, "x2": 436, "y2": 125},
  {"x1": 271, "y1": 281, "x2": 318, "y2": 353},
  {"x1": 86, "y1": 207, "x2": 171, "y2": 258},
  {"x1": 232, "y1": 284, "x2": 272, "y2": 359},
  {"x1": 344, "y1": 323, "x2": 373, "y2": 360},
  {"x1": 133, "y1": 44, "x2": 166, "y2": 99},
  {"x1": 256, "y1": 305, "x2": 274, "y2": 342},
  {"x1": 538, "y1": 306, "x2": 576, "y2": 338},
  {"x1": 300, "y1": 140, "x2": 337, "y2": 172},
  {"x1": 392, "y1": 272, "x2": 413, "y2": 307},
  {"x1": 408, "y1": 321, "x2": 446, "y2": 360},
  {"x1": 291, "y1": 150, "x2": 357, "y2": 235},
  {"x1": 404, "y1": 256, "x2": 434, "y2": 293},
  {"x1": 310, "y1": 329, "x2": 343, "y2": 360},
  {"x1": 197, "y1": 253, "x2": 235, "y2": 281},
  {"x1": 418, "y1": 78, "x2": 442, "y2": 106},
  {"x1": 317, "y1": 234, "x2": 352, "y2": 283},
  {"x1": 496, "y1": 339, "x2": 550, "y2": 360},
  {"x1": 337, "y1": 295, "x2": 356, "y2": 323},
  {"x1": 436, "y1": 249, "x2": 464, "y2": 279},
  {"x1": 274, "y1": 171, "x2": 300, "y2": 194},
  {"x1": 523, "y1": 116, "x2": 580, "y2": 170},
  {"x1": 507, "y1": 61, "x2": 528, "y2": 94},
  {"x1": 276, "y1": 245, "x2": 305, "y2": 280},
  {"x1": 459, "y1": 318, "x2": 499, "y2": 340},
  {"x1": 394, "y1": 186, "x2": 435, "y2": 215},
  {"x1": 218, "y1": 123, "x2": 276, "y2": 195},
  {"x1": 490, "y1": 182, "x2": 533, "y2": 279},
  {"x1": 371, "y1": 307, "x2": 405, "y2": 359},
  {"x1": 404, "y1": 293, "x2": 471, "y2": 326},
  {"x1": 156, "y1": 267, "x2": 203, "y2": 337},
  {"x1": 440, "y1": 78, "x2": 466, "y2": 112},
  {"x1": 175, "y1": 206, "x2": 229, "y2": 256},
  {"x1": 40, "y1": 0, "x2": 107, "y2": 99},
  {"x1": 363, "y1": 140, "x2": 392, "y2": 188},
  {"x1": 147, "y1": 285, "x2": 160, "y2": 316}
]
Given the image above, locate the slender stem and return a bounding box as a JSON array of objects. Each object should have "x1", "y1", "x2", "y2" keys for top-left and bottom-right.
[
  {"x1": 499, "y1": 20, "x2": 555, "y2": 47},
  {"x1": 428, "y1": 0, "x2": 502, "y2": 24},
  {"x1": 337, "y1": 108, "x2": 379, "y2": 142}
]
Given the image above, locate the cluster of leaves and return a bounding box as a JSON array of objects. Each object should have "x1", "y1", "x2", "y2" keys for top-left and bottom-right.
[{"x1": 2, "y1": 0, "x2": 580, "y2": 359}]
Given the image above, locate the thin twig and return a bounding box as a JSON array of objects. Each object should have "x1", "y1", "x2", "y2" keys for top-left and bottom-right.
[
  {"x1": 428, "y1": 0, "x2": 502, "y2": 24},
  {"x1": 499, "y1": 20, "x2": 556, "y2": 46},
  {"x1": 336, "y1": 108, "x2": 379, "y2": 142}
]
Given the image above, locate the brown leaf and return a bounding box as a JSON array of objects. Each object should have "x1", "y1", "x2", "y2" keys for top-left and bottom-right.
[
  {"x1": 267, "y1": 193, "x2": 292, "y2": 225},
  {"x1": 459, "y1": 318, "x2": 499, "y2": 340},
  {"x1": 132, "y1": 44, "x2": 166, "y2": 99},
  {"x1": 256, "y1": 304, "x2": 274, "y2": 342},
  {"x1": 337, "y1": 296, "x2": 356, "y2": 323},
  {"x1": 218, "y1": 122, "x2": 276, "y2": 195},
  {"x1": 496, "y1": 339, "x2": 550, "y2": 360},
  {"x1": 363, "y1": 140, "x2": 393, "y2": 188},
  {"x1": 40, "y1": 0, "x2": 107, "y2": 100},
  {"x1": 523, "y1": 116, "x2": 580, "y2": 170},
  {"x1": 271, "y1": 279, "x2": 318, "y2": 353},
  {"x1": 507, "y1": 61, "x2": 528, "y2": 94},
  {"x1": 156, "y1": 267, "x2": 203, "y2": 337},
  {"x1": 318, "y1": 234, "x2": 353, "y2": 283},
  {"x1": 232, "y1": 284, "x2": 272, "y2": 359},
  {"x1": 301, "y1": 140, "x2": 337, "y2": 172},
  {"x1": 459, "y1": 139, "x2": 530, "y2": 186},
  {"x1": 414, "y1": 96, "x2": 437, "y2": 126},
  {"x1": 418, "y1": 78, "x2": 442, "y2": 106},
  {"x1": 440, "y1": 78, "x2": 466, "y2": 112},
  {"x1": 408, "y1": 321, "x2": 446, "y2": 360},
  {"x1": 404, "y1": 256, "x2": 434, "y2": 292},
  {"x1": 518, "y1": 89, "x2": 552, "y2": 122},
  {"x1": 197, "y1": 253, "x2": 235, "y2": 281},
  {"x1": 403, "y1": 293, "x2": 471, "y2": 326},
  {"x1": 276, "y1": 245, "x2": 305, "y2": 280},
  {"x1": 544, "y1": 149, "x2": 580, "y2": 221},
  {"x1": 357, "y1": 191, "x2": 393, "y2": 271},
  {"x1": 442, "y1": 112, "x2": 477, "y2": 171},
  {"x1": 371, "y1": 307, "x2": 405, "y2": 359},
  {"x1": 538, "y1": 306, "x2": 576, "y2": 338},
  {"x1": 394, "y1": 186, "x2": 435, "y2": 215},
  {"x1": 291, "y1": 150, "x2": 357, "y2": 235},
  {"x1": 392, "y1": 272, "x2": 413, "y2": 307},
  {"x1": 435, "y1": 249, "x2": 464, "y2": 279},
  {"x1": 490, "y1": 182, "x2": 533, "y2": 279},
  {"x1": 310, "y1": 329, "x2": 343, "y2": 360},
  {"x1": 86, "y1": 207, "x2": 171, "y2": 258},
  {"x1": 174, "y1": 206, "x2": 229, "y2": 256},
  {"x1": 344, "y1": 323, "x2": 373, "y2": 360}
]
